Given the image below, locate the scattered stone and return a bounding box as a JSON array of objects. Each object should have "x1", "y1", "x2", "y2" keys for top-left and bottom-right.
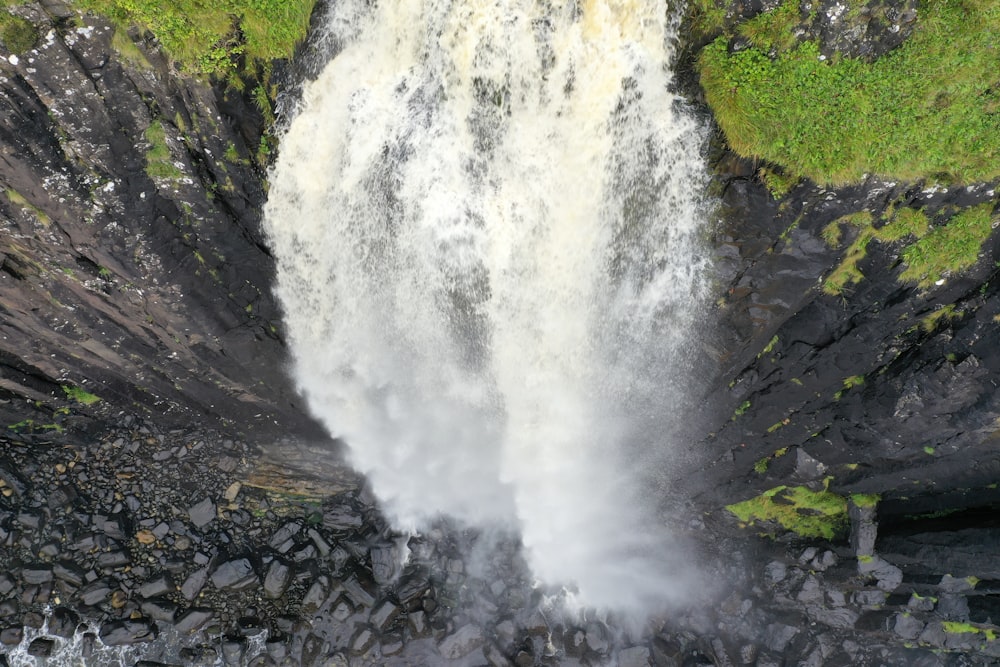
[
  {"x1": 369, "y1": 600, "x2": 399, "y2": 631},
  {"x1": 49, "y1": 607, "x2": 79, "y2": 638},
  {"x1": 438, "y1": 624, "x2": 484, "y2": 660},
  {"x1": 301, "y1": 577, "x2": 329, "y2": 613},
  {"x1": 188, "y1": 498, "x2": 216, "y2": 528},
  {"x1": 263, "y1": 560, "x2": 292, "y2": 599},
  {"x1": 342, "y1": 575, "x2": 375, "y2": 608},
  {"x1": 22, "y1": 566, "x2": 53, "y2": 584},
  {"x1": 175, "y1": 608, "x2": 214, "y2": 633},
  {"x1": 53, "y1": 561, "x2": 85, "y2": 587},
  {"x1": 140, "y1": 599, "x2": 178, "y2": 622},
  {"x1": 586, "y1": 622, "x2": 611, "y2": 654},
  {"x1": 181, "y1": 567, "x2": 209, "y2": 601},
  {"x1": 100, "y1": 619, "x2": 158, "y2": 646},
  {"x1": 27, "y1": 637, "x2": 55, "y2": 657},
  {"x1": 893, "y1": 612, "x2": 925, "y2": 640},
  {"x1": 80, "y1": 580, "x2": 113, "y2": 606},
  {"x1": 136, "y1": 529, "x2": 156, "y2": 545},
  {"x1": 211, "y1": 558, "x2": 257, "y2": 591},
  {"x1": 0, "y1": 627, "x2": 23, "y2": 645},
  {"x1": 764, "y1": 560, "x2": 787, "y2": 584},
  {"x1": 371, "y1": 545, "x2": 400, "y2": 585},
  {"x1": 224, "y1": 482, "x2": 242, "y2": 502},
  {"x1": 618, "y1": 646, "x2": 651, "y2": 667},
  {"x1": 350, "y1": 625, "x2": 376, "y2": 655},
  {"x1": 764, "y1": 623, "x2": 799, "y2": 653},
  {"x1": 138, "y1": 574, "x2": 174, "y2": 599}
]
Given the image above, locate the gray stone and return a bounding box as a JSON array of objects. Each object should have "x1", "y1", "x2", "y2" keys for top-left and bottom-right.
[
  {"x1": 100, "y1": 619, "x2": 158, "y2": 646},
  {"x1": 350, "y1": 625, "x2": 376, "y2": 655},
  {"x1": 849, "y1": 503, "x2": 877, "y2": 557},
  {"x1": 263, "y1": 560, "x2": 292, "y2": 599},
  {"x1": 796, "y1": 574, "x2": 825, "y2": 604},
  {"x1": 408, "y1": 610, "x2": 429, "y2": 637},
  {"x1": 211, "y1": 558, "x2": 257, "y2": 591},
  {"x1": 53, "y1": 561, "x2": 85, "y2": 587},
  {"x1": 438, "y1": 624, "x2": 484, "y2": 660},
  {"x1": 138, "y1": 574, "x2": 174, "y2": 599},
  {"x1": 80, "y1": 580, "x2": 113, "y2": 606},
  {"x1": 585, "y1": 621, "x2": 610, "y2": 654},
  {"x1": 342, "y1": 575, "x2": 375, "y2": 608},
  {"x1": 939, "y1": 574, "x2": 977, "y2": 593},
  {"x1": 857, "y1": 556, "x2": 902, "y2": 591},
  {"x1": 369, "y1": 600, "x2": 399, "y2": 631},
  {"x1": 371, "y1": 545, "x2": 400, "y2": 585},
  {"x1": 618, "y1": 645, "x2": 651, "y2": 667},
  {"x1": 181, "y1": 567, "x2": 209, "y2": 601},
  {"x1": 918, "y1": 621, "x2": 947, "y2": 647},
  {"x1": 49, "y1": 608, "x2": 78, "y2": 639},
  {"x1": 268, "y1": 521, "x2": 300, "y2": 549},
  {"x1": 763, "y1": 623, "x2": 798, "y2": 652},
  {"x1": 301, "y1": 577, "x2": 329, "y2": 613},
  {"x1": 0, "y1": 627, "x2": 23, "y2": 646},
  {"x1": 936, "y1": 593, "x2": 970, "y2": 621},
  {"x1": 764, "y1": 560, "x2": 787, "y2": 584},
  {"x1": 140, "y1": 598, "x2": 177, "y2": 622},
  {"x1": 175, "y1": 608, "x2": 213, "y2": 633},
  {"x1": 893, "y1": 612, "x2": 925, "y2": 640},
  {"x1": 22, "y1": 567, "x2": 53, "y2": 584},
  {"x1": 187, "y1": 498, "x2": 215, "y2": 528},
  {"x1": 908, "y1": 593, "x2": 935, "y2": 612}
]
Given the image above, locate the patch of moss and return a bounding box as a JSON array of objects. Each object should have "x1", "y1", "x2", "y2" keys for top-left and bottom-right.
[
  {"x1": 62, "y1": 384, "x2": 101, "y2": 406},
  {"x1": 850, "y1": 493, "x2": 880, "y2": 508},
  {"x1": 727, "y1": 479, "x2": 848, "y2": 539},
  {"x1": 900, "y1": 203, "x2": 997, "y2": 288},
  {"x1": 0, "y1": 10, "x2": 37, "y2": 54},
  {"x1": 144, "y1": 120, "x2": 184, "y2": 181}
]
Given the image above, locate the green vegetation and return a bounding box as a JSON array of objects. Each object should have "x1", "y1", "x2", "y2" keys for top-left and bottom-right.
[
  {"x1": 73, "y1": 0, "x2": 318, "y2": 76},
  {"x1": 924, "y1": 446, "x2": 936, "y2": 455},
  {"x1": 687, "y1": 0, "x2": 728, "y2": 38},
  {"x1": 0, "y1": 8, "x2": 37, "y2": 54},
  {"x1": 144, "y1": 120, "x2": 184, "y2": 180},
  {"x1": 698, "y1": 0, "x2": 1000, "y2": 185},
  {"x1": 920, "y1": 304, "x2": 961, "y2": 332},
  {"x1": 727, "y1": 479, "x2": 848, "y2": 539},
  {"x1": 850, "y1": 493, "x2": 880, "y2": 508},
  {"x1": 62, "y1": 384, "x2": 101, "y2": 406},
  {"x1": 758, "y1": 167, "x2": 798, "y2": 199},
  {"x1": 732, "y1": 399, "x2": 751, "y2": 419},
  {"x1": 900, "y1": 203, "x2": 997, "y2": 287},
  {"x1": 942, "y1": 621, "x2": 997, "y2": 641},
  {"x1": 821, "y1": 204, "x2": 994, "y2": 296}
]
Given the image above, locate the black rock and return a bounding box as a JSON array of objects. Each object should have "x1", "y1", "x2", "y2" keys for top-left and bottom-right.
[
  {"x1": 99, "y1": 618, "x2": 158, "y2": 645},
  {"x1": 211, "y1": 558, "x2": 257, "y2": 591},
  {"x1": 268, "y1": 521, "x2": 301, "y2": 549},
  {"x1": 53, "y1": 561, "x2": 85, "y2": 587},
  {"x1": 27, "y1": 637, "x2": 55, "y2": 657},
  {"x1": 138, "y1": 574, "x2": 174, "y2": 599},
  {"x1": 140, "y1": 598, "x2": 178, "y2": 622},
  {"x1": 175, "y1": 608, "x2": 214, "y2": 633},
  {"x1": 21, "y1": 566, "x2": 53, "y2": 585},
  {"x1": 181, "y1": 567, "x2": 209, "y2": 601},
  {"x1": 80, "y1": 579, "x2": 113, "y2": 606},
  {"x1": 49, "y1": 607, "x2": 79, "y2": 638}
]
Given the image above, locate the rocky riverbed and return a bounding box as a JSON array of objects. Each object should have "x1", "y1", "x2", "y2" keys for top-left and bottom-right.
[{"x1": 3, "y1": 419, "x2": 1000, "y2": 665}]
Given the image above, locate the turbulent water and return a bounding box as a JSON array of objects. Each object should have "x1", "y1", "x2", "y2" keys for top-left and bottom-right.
[{"x1": 265, "y1": 0, "x2": 709, "y2": 614}]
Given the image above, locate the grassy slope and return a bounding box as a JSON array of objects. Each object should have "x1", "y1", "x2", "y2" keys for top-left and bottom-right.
[
  {"x1": 71, "y1": 0, "x2": 318, "y2": 76},
  {"x1": 698, "y1": 0, "x2": 1000, "y2": 186}
]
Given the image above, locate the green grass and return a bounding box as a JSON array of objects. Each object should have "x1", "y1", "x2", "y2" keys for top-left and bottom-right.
[
  {"x1": 698, "y1": 0, "x2": 1000, "y2": 185},
  {"x1": 62, "y1": 384, "x2": 101, "y2": 406},
  {"x1": 822, "y1": 204, "x2": 993, "y2": 295},
  {"x1": 0, "y1": 8, "x2": 37, "y2": 53},
  {"x1": 144, "y1": 120, "x2": 184, "y2": 180},
  {"x1": 72, "y1": 0, "x2": 318, "y2": 76},
  {"x1": 899, "y1": 203, "x2": 997, "y2": 287},
  {"x1": 727, "y1": 480, "x2": 849, "y2": 539},
  {"x1": 850, "y1": 493, "x2": 880, "y2": 508}
]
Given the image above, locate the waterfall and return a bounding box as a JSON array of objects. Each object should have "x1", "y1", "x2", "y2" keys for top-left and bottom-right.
[{"x1": 264, "y1": 0, "x2": 709, "y2": 614}]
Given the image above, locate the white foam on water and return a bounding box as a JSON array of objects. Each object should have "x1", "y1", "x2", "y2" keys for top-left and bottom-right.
[{"x1": 265, "y1": 0, "x2": 710, "y2": 616}]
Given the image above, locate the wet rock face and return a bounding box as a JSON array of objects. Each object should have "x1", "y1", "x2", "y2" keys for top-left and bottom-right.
[{"x1": 0, "y1": 2, "x2": 323, "y2": 443}]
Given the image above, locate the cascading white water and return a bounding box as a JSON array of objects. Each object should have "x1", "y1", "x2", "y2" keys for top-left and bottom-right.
[{"x1": 265, "y1": 0, "x2": 709, "y2": 614}]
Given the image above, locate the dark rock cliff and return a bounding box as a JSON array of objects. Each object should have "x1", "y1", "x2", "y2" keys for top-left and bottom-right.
[{"x1": 0, "y1": 1, "x2": 322, "y2": 443}]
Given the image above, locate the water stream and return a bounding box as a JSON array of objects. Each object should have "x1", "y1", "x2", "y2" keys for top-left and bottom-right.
[{"x1": 264, "y1": 0, "x2": 709, "y2": 614}]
